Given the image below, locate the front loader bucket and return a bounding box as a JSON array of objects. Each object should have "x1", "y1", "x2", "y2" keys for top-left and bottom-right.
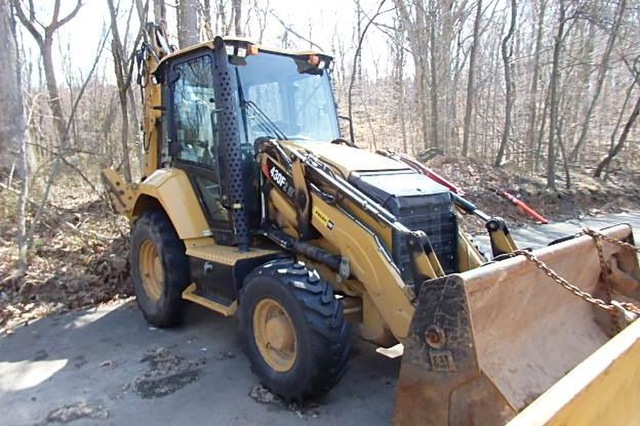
[{"x1": 394, "y1": 224, "x2": 640, "y2": 425}]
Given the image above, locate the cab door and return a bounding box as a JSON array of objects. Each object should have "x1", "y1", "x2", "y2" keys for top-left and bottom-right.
[{"x1": 167, "y1": 52, "x2": 235, "y2": 244}]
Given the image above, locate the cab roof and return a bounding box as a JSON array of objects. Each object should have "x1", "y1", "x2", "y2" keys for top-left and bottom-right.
[{"x1": 157, "y1": 36, "x2": 333, "y2": 66}]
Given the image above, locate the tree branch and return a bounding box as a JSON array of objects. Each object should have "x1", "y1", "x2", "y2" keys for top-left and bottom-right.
[
  {"x1": 11, "y1": 0, "x2": 43, "y2": 47},
  {"x1": 269, "y1": 10, "x2": 325, "y2": 51},
  {"x1": 51, "y1": 0, "x2": 62, "y2": 26},
  {"x1": 51, "y1": 0, "x2": 82, "y2": 32}
]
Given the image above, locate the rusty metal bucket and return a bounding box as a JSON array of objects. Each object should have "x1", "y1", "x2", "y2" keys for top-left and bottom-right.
[{"x1": 394, "y1": 224, "x2": 640, "y2": 425}]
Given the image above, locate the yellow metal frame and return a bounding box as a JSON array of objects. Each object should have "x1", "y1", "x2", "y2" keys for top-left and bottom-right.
[
  {"x1": 182, "y1": 283, "x2": 238, "y2": 316},
  {"x1": 102, "y1": 167, "x2": 210, "y2": 241}
]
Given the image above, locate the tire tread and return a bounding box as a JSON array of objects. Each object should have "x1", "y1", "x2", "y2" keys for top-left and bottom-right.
[{"x1": 240, "y1": 259, "x2": 351, "y2": 401}]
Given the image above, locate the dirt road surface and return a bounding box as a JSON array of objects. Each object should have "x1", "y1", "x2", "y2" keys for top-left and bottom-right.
[{"x1": 1, "y1": 212, "x2": 639, "y2": 425}]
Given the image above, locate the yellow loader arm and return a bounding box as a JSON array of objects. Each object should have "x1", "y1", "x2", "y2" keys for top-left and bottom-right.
[{"x1": 395, "y1": 224, "x2": 640, "y2": 425}]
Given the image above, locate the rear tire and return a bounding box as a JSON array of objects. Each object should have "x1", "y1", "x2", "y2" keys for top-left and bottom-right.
[
  {"x1": 239, "y1": 259, "x2": 351, "y2": 401},
  {"x1": 130, "y1": 210, "x2": 190, "y2": 327}
]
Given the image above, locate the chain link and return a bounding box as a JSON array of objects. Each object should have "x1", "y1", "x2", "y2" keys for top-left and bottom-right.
[{"x1": 583, "y1": 229, "x2": 620, "y2": 332}]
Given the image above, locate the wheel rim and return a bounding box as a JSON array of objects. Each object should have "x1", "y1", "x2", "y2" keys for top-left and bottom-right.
[
  {"x1": 139, "y1": 240, "x2": 163, "y2": 302},
  {"x1": 253, "y1": 298, "x2": 297, "y2": 372}
]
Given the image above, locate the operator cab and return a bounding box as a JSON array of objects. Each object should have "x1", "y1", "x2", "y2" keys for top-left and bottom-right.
[{"x1": 154, "y1": 39, "x2": 338, "y2": 246}]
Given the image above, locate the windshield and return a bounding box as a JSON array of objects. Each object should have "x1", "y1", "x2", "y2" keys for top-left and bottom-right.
[{"x1": 234, "y1": 53, "x2": 340, "y2": 142}]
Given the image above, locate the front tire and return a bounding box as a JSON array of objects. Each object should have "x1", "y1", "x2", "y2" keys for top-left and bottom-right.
[
  {"x1": 130, "y1": 210, "x2": 190, "y2": 327},
  {"x1": 239, "y1": 259, "x2": 351, "y2": 401}
]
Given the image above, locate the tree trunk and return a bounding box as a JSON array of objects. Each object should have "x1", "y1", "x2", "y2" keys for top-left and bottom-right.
[
  {"x1": 428, "y1": 9, "x2": 440, "y2": 149},
  {"x1": 2, "y1": 0, "x2": 28, "y2": 271},
  {"x1": 254, "y1": 0, "x2": 270, "y2": 43},
  {"x1": 178, "y1": 0, "x2": 199, "y2": 48},
  {"x1": 42, "y1": 36, "x2": 67, "y2": 146},
  {"x1": 462, "y1": 0, "x2": 482, "y2": 157},
  {"x1": 525, "y1": 0, "x2": 546, "y2": 171},
  {"x1": 153, "y1": 0, "x2": 166, "y2": 27},
  {"x1": 232, "y1": 0, "x2": 242, "y2": 36},
  {"x1": 439, "y1": 0, "x2": 454, "y2": 153},
  {"x1": 394, "y1": 0, "x2": 431, "y2": 149},
  {"x1": 347, "y1": 0, "x2": 386, "y2": 146},
  {"x1": 0, "y1": 0, "x2": 23, "y2": 174},
  {"x1": 12, "y1": 0, "x2": 82, "y2": 148},
  {"x1": 547, "y1": 1, "x2": 566, "y2": 189},
  {"x1": 394, "y1": 26, "x2": 408, "y2": 153},
  {"x1": 202, "y1": 0, "x2": 214, "y2": 39},
  {"x1": 107, "y1": 0, "x2": 132, "y2": 182},
  {"x1": 594, "y1": 91, "x2": 640, "y2": 177},
  {"x1": 568, "y1": 0, "x2": 626, "y2": 162},
  {"x1": 495, "y1": 0, "x2": 516, "y2": 167}
]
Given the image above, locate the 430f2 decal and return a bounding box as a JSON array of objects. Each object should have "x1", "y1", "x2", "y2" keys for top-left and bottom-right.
[{"x1": 264, "y1": 158, "x2": 295, "y2": 200}]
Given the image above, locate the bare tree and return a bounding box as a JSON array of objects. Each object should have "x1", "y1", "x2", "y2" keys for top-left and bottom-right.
[
  {"x1": 348, "y1": 0, "x2": 387, "y2": 148},
  {"x1": 390, "y1": 18, "x2": 408, "y2": 152},
  {"x1": 428, "y1": 2, "x2": 440, "y2": 149},
  {"x1": 0, "y1": 0, "x2": 28, "y2": 272},
  {"x1": 12, "y1": 0, "x2": 82, "y2": 147},
  {"x1": 594, "y1": 65, "x2": 640, "y2": 177},
  {"x1": 395, "y1": 0, "x2": 431, "y2": 149},
  {"x1": 201, "y1": 0, "x2": 214, "y2": 39},
  {"x1": 232, "y1": 0, "x2": 242, "y2": 36},
  {"x1": 106, "y1": 0, "x2": 142, "y2": 182},
  {"x1": 153, "y1": 0, "x2": 166, "y2": 27},
  {"x1": 0, "y1": 0, "x2": 23, "y2": 174},
  {"x1": 494, "y1": 0, "x2": 516, "y2": 167},
  {"x1": 461, "y1": 0, "x2": 482, "y2": 157},
  {"x1": 252, "y1": 0, "x2": 269, "y2": 43},
  {"x1": 21, "y1": 27, "x2": 110, "y2": 249},
  {"x1": 547, "y1": 0, "x2": 567, "y2": 189},
  {"x1": 178, "y1": 0, "x2": 199, "y2": 48},
  {"x1": 525, "y1": 0, "x2": 547, "y2": 171},
  {"x1": 569, "y1": 0, "x2": 627, "y2": 162}
]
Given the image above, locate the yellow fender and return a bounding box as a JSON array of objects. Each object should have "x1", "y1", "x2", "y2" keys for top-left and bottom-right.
[{"x1": 102, "y1": 168, "x2": 209, "y2": 240}]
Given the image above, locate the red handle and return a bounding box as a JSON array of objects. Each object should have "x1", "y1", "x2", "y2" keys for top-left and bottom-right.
[
  {"x1": 501, "y1": 191, "x2": 549, "y2": 224},
  {"x1": 398, "y1": 154, "x2": 465, "y2": 196}
]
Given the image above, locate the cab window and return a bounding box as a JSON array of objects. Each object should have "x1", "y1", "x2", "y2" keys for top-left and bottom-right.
[{"x1": 172, "y1": 55, "x2": 218, "y2": 167}]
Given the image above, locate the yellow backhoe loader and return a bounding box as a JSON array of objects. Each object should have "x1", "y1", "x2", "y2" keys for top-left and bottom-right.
[{"x1": 102, "y1": 23, "x2": 640, "y2": 424}]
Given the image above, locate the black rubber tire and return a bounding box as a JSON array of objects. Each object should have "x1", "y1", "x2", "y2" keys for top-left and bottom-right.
[
  {"x1": 130, "y1": 210, "x2": 190, "y2": 327},
  {"x1": 239, "y1": 259, "x2": 351, "y2": 401}
]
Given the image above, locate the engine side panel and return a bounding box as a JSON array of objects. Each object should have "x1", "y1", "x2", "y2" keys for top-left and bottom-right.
[{"x1": 349, "y1": 170, "x2": 459, "y2": 282}]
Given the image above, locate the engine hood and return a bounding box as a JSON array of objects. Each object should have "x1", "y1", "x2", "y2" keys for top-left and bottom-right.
[{"x1": 282, "y1": 140, "x2": 408, "y2": 178}]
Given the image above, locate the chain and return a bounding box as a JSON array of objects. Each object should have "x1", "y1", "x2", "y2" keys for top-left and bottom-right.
[
  {"x1": 584, "y1": 229, "x2": 619, "y2": 331},
  {"x1": 512, "y1": 249, "x2": 617, "y2": 311},
  {"x1": 582, "y1": 228, "x2": 640, "y2": 317},
  {"x1": 511, "y1": 227, "x2": 640, "y2": 324},
  {"x1": 582, "y1": 228, "x2": 640, "y2": 254}
]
